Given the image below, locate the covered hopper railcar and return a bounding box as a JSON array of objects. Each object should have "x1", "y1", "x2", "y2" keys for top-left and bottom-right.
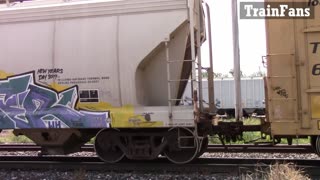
[
  {"x1": 0, "y1": 0, "x2": 210, "y2": 164},
  {"x1": 182, "y1": 78, "x2": 265, "y2": 117}
]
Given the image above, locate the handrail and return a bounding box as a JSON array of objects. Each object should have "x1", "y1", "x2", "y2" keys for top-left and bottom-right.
[{"x1": 204, "y1": 0, "x2": 216, "y2": 113}]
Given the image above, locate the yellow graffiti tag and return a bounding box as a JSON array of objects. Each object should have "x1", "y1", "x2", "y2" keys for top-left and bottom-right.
[
  {"x1": 77, "y1": 103, "x2": 163, "y2": 128},
  {"x1": 49, "y1": 82, "x2": 70, "y2": 91},
  {"x1": 0, "y1": 70, "x2": 14, "y2": 79}
]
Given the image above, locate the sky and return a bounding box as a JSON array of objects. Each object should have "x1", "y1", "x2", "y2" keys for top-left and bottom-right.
[{"x1": 201, "y1": 0, "x2": 266, "y2": 76}]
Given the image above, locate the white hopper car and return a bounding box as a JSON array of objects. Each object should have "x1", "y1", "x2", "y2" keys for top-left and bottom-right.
[
  {"x1": 182, "y1": 78, "x2": 266, "y2": 116},
  {"x1": 0, "y1": 0, "x2": 208, "y2": 164}
]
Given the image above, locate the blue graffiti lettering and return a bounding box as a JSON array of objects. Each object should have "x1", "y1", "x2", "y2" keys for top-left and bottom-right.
[
  {"x1": 0, "y1": 72, "x2": 109, "y2": 129},
  {"x1": 48, "y1": 121, "x2": 61, "y2": 128}
]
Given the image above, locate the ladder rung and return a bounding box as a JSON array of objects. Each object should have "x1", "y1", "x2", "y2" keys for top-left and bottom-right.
[
  {"x1": 167, "y1": 60, "x2": 195, "y2": 63},
  {"x1": 168, "y1": 79, "x2": 190, "y2": 82},
  {"x1": 269, "y1": 98, "x2": 296, "y2": 101},
  {"x1": 267, "y1": 53, "x2": 294, "y2": 56},
  {"x1": 168, "y1": 99, "x2": 183, "y2": 101},
  {"x1": 268, "y1": 76, "x2": 295, "y2": 78}
]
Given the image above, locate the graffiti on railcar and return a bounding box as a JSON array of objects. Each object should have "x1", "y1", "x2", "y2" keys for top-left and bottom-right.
[
  {"x1": 0, "y1": 72, "x2": 109, "y2": 128},
  {"x1": 273, "y1": 86, "x2": 288, "y2": 98}
]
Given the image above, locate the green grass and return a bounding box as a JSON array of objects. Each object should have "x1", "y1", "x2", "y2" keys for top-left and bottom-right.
[
  {"x1": 0, "y1": 131, "x2": 32, "y2": 143},
  {"x1": 88, "y1": 138, "x2": 95, "y2": 144},
  {"x1": 243, "y1": 118, "x2": 261, "y2": 125},
  {"x1": 280, "y1": 137, "x2": 310, "y2": 145},
  {"x1": 9, "y1": 135, "x2": 33, "y2": 143},
  {"x1": 210, "y1": 118, "x2": 310, "y2": 145}
]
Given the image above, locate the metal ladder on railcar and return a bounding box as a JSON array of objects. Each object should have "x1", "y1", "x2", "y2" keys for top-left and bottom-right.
[
  {"x1": 164, "y1": 0, "x2": 204, "y2": 121},
  {"x1": 164, "y1": 41, "x2": 202, "y2": 120},
  {"x1": 164, "y1": 40, "x2": 201, "y2": 149},
  {"x1": 164, "y1": 0, "x2": 205, "y2": 150}
]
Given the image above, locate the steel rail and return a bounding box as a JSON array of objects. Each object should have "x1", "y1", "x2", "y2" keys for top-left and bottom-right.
[
  {"x1": 206, "y1": 144, "x2": 313, "y2": 153},
  {"x1": 0, "y1": 144, "x2": 94, "y2": 152},
  {"x1": 0, "y1": 144, "x2": 313, "y2": 153}
]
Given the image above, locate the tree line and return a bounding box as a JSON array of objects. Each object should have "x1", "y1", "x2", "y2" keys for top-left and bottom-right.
[{"x1": 202, "y1": 69, "x2": 266, "y2": 78}]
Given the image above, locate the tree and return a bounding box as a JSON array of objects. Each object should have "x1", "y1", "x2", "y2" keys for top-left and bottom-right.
[
  {"x1": 202, "y1": 71, "x2": 208, "y2": 78},
  {"x1": 229, "y1": 69, "x2": 245, "y2": 77},
  {"x1": 213, "y1": 72, "x2": 223, "y2": 78},
  {"x1": 249, "y1": 67, "x2": 266, "y2": 77},
  {"x1": 202, "y1": 71, "x2": 226, "y2": 78}
]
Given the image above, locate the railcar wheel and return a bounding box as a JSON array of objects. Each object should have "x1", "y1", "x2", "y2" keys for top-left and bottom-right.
[
  {"x1": 164, "y1": 128, "x2": 199, "y2": 164},
  {"x1": 314, "y1": 136, "x2": 320, "y2": 155},
  {"x1": 94, "y1": 129, "x2": 125, "y2": 163}
]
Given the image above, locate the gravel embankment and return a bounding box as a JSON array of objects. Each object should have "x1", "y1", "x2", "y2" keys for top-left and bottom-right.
[
  {"x1": 0, "y1": 170, "x2": 238, "y2": 180},
  {"x1": 0, "y1": 151, "x2": 316, "y2": 179}
]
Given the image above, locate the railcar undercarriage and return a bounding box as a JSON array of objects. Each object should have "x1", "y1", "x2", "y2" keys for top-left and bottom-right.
[
  {"x1": 13, "y1": 129, "x2": 99, "y2": 155},
  {"x1": 94, "y1": 127, "x2": 205, "y2": 164},
  {"x1": 6, "y1": 115, "x2": 320, "y2": 165},
  {"x1": 12, "y1": 127, "x2": 207, "y2": 164}
]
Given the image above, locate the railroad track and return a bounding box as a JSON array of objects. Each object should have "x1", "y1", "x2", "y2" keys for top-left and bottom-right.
[
  {"x1": 206, "y1": 144, "x2": 313, "y2": 153},
  {"x1": 0, "y1": 156, "x2": 318, "y2": 178},
  {"x1": 0, "y1": 144, "x2": 313, "y2": 153},
  {"x1": 0, "y1": 144, "x2": 94, "y2": 152}
]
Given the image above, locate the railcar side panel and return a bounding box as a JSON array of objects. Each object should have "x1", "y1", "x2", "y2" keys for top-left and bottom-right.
[
  {"x1": 266, "y1": 0, "x2": 320, "y2": 135},
  {"x1": 0, "y1": 0, "x2": 204, "y2": 129}
]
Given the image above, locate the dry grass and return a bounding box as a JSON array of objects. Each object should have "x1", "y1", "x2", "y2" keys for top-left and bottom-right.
[
  {"x1": 243, "y1": 163, "x2": 310, "y2": 180},
  {"x1": 267, "y1": 163, "x2": 310, "y2": 180}
]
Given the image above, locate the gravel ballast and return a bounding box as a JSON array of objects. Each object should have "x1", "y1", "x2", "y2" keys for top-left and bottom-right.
[
  {"x1": 0, "y1": 151, "x2": 316, "y2": 179},
  {"x1": 0, "y1": 169, "x2": 238, "y2": 180}
]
